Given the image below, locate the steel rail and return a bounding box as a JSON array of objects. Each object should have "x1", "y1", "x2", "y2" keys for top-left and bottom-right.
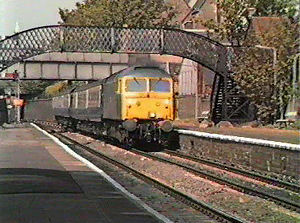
[
  {"x1": 164, "y1": 149, "x2": 300, "y2": 193},
  {"x1": 38, "y1": 125, "x2": 246, "y2": 223},
  {"x1": 130, "y1": 149, "x2": 300, "y2": 213}
]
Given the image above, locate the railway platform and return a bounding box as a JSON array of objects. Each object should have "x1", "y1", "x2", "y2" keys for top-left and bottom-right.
[{"x1": 0, "y1": 124, "x2": 162, "y2": 223}]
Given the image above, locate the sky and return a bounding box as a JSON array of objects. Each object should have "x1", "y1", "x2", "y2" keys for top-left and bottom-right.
[{"x1": 0, "y1": 0, "x2": 82, "y2": 37}]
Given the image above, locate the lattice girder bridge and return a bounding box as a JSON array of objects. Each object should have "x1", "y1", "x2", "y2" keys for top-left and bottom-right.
[{"x1": 0, "y1": 25, "x2": 253, "y2": 123}]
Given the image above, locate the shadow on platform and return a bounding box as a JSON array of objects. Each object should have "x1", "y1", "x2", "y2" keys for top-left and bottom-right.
[{"x1": 0, "y1": 168, "x2": 83, "y2": 194}]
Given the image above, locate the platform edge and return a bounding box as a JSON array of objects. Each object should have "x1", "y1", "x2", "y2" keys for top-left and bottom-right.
[{"x1": 30, "y1": 123, "x2": 173, "y2": 223}]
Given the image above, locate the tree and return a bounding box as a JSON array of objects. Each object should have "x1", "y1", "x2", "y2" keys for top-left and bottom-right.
[
  {"x1": 233, "y1": 21, "x2": 299, "y2": 123},
  {"x1": 45, "y1": 81, "x2": 69, "y2": 97},
  {"x1": 198, "y1": 0, "x2": 299, "y2": 123},
  {"x1": 199, "y1": 0, "x2": 299, "y2": 46},
  {"x1": 45, "y1": 81, "x2": 87, "y2": 97},
  {"x1": 250, "y1": 0, "x2": 299, "y2": 19},
  {"x1": 59, "y1": 0, "x2": 177, "y2": 27},
  {"x1": 200, "y1": 0, "x2": 251, "y2": 46},
  {"x1": 0, "y1": 80, "x2": 53, "y2": 97},
  {"x1": 20, "y1": 81, "x2": 54, "y2": 96}
]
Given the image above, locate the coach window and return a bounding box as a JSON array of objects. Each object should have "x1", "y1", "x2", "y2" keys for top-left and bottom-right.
[
  {"x1": 150, "y1": 79, "x2": 171, "y2": 92},
  {"x1": 88, "y1": 86, "x2": 100, "y2": 107},
  {"x1": 77, "y1": 91, "x2": 86, "y2": 109},
  {"x1": 71, "y1": 93, "x2": 77, "y2": 108},
  {"x1": 63, "y1": 95, "x2": 69, "y2": 108},
  {"x1": 126, "y1": 78, "x2": 147, "y2": 92},
  {"x1": 60, "y1": 96, "x2": 64, "y2": 108}
]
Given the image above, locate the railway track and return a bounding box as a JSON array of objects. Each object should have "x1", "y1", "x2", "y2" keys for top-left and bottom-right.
[
  {"x1": 130, "y1": 149, "x2": 300, "y2": 213},
  {"x1": 163, "y1": 150, "x2": 300, "y2": 193},
  {"x1": 37, "y1": 123, "x2": 247, "y2": 223}
]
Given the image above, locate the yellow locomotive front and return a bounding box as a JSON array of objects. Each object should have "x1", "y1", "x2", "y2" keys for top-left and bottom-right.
[
  {"x1": 116, "y1": 68, "x2": 175, "y2": 145},
  {"x1": 121, "y1": 77, "x2": 174, "y2": 121}
]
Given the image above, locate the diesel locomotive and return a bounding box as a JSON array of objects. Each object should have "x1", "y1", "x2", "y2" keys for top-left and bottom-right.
[{"x1": 53, "y1": 66, "x2": 175, "y2": 146}]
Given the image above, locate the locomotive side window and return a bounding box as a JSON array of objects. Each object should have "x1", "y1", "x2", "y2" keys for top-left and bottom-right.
[
  {"x1": 126, "y1": 78, "x2": 147, "y2": 92},
  {"x1": 150, "y1": 79, "x2": 170, "y2": 92},
  {"x1": 88, "y1": 86, "x2": 100, "y2": 107}
]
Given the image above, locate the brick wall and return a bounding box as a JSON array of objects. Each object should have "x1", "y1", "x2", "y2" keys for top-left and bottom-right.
[{"x1": 179, "y1": 135, "x2": 300, "y2": 180}]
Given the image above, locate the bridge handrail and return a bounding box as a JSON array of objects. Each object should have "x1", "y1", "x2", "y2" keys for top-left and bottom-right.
[{"x1": 0, "y1": 25, "x2": 229, "y2": 77}]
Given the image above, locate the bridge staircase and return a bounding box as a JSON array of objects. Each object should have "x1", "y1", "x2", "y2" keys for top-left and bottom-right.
[{"x1": 212, "y1": 75, "x2": 254, "y2": 124}]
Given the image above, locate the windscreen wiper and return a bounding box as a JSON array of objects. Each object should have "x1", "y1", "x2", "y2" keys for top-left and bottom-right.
[{"x1": 133, "y1": 77, "x2": 140, "y2": 85}]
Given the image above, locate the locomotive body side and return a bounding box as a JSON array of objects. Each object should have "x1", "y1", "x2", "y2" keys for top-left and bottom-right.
[{"x1": 102, "y1": 77, "x2": 122, "y2": 120}]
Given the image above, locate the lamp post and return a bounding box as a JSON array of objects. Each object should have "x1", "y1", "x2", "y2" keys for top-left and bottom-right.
[
  {"x1": 14, "y1": 70, "x2": 21, "y2": 123},
  {"x1": 14, "y1": 22, "x2": 21, "y2": 123}
]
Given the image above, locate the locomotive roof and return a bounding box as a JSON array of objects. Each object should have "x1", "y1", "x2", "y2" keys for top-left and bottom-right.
[
  {"x1": 72, "y1": 66, "x2": 171, "y2": 93},
  {"x1": 107, "y1": 66, "x2": 172, "y2": 81}
]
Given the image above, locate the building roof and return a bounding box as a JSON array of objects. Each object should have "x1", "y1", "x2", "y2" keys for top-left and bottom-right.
[{"x1": 249, "y1": 16, "x2": 290, "y2": 37}]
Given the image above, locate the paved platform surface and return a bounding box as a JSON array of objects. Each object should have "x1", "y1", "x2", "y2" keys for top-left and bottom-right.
[
  {"x1": 174, "y1": 121, "x2": 299, "y2": 144},
  {"x1": 0, "y1": 126, "x2": 159, "y2": 223}
]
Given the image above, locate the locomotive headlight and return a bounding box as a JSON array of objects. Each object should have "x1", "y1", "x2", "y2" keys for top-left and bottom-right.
[
  {"x1": 127, "y1": 99, "x2": 137, "y2": 105},
  {"x1": 164, "y1": 99, "x2": 170, "y2": 104},
  {"x1": 149, "y1": 113, "x2": 156, "y2": 118}
]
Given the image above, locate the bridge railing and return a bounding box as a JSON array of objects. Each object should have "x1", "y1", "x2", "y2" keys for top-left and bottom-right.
[{"x1": 0, "y1": 26, "x2": 229, "y2": 77}]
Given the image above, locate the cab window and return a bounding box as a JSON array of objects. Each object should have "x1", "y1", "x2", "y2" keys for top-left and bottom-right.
[
  {"x1": 150, "y1": 79, "x2": 170, "y2": 92},
  {"x1": 126, "y1": 78, "x2": 147, "y2": 92}
]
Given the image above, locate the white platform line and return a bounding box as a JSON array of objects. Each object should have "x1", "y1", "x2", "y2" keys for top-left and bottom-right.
[
  {"x1": 176, "y1": 129, "x2": 300, "y2": 151},
  {"x1": 31, "y1": 123, "x2": 173, "y2": 223}
]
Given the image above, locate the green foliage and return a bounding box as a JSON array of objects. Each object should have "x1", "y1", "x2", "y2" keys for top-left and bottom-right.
[
  {"x1": 200, "y1": 0, "x2": 251, "y2": 46},
  {"x1": 233, "y1": 21, "x2": 299, "y2": 123},
  {"x1": 250, "y1": 0, "x2": 299, "y2": 19},
  {"x1": 0, "y1": 80, "x2": 53, "y2": 96},
  {"x1": 199, "y1": 0, "x2": 298, "y2": 46},
  {"x1": 59, "y1": 0, "x2": 177, "y2": 28},
  {"x1": 0, "y1": 81, "x2": 16, "y2": 94},
  {"x1": 44, "y1": 81, "x2": 87, "y2": 97},
  {"x1": 45, "y1": 81, "x2": 69, "y2": 97},
  {"x1": 292, "y1": 120, "x2": 300, "y2": 130},
  {"x1": 20, "y1": 81, "x2": 54, "y2": 95}
]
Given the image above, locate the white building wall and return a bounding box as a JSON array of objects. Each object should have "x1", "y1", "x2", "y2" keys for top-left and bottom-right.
[{"x1": 178, "y1": 59, "x2": 198, "y2": 95}]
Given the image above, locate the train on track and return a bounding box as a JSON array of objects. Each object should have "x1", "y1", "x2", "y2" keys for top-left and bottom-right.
[{"x1": 53, "y1": 66, "x2": 175, "y2": 147}]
